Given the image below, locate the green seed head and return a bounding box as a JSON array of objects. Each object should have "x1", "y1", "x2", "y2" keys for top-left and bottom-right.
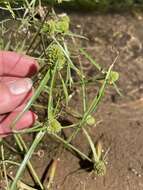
[
  {"x1": 94, "y1": 161, "x2": 106, "y2": 176},
  {"x1": 108, "y1": 71, "x2": 119, "y2": 84},
  {"x1": 47, "y1": 43, "x2": 66, "y2": 70},
  {"x1": 47, "y1": 119, "x2": 62, "y2": 134},
  {"x1": 41, "y1": 20, "x2": 56, "y2": 35},
  {"x1": 41, "y1": 15, "x2": 70, "y2": 35},
  {"x1": 86, "y1": 115, "x2": 96, "y2": 126},
  {"x1": 56, "y1": 15, "x2": 70, "y2": 34}
]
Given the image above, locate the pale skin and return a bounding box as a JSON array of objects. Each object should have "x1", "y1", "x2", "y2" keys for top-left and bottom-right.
[{"x1": 0, "y1": 51, "x2": 39, "y2": 137}]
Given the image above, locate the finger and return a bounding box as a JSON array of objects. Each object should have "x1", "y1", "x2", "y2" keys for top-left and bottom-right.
[
  {"x1": 0, "y1": 51, "x2": 39, "y2": 77},
  {"x1": 0, "y1": 109, "x2": 37, "y2": 137},
  {"x1": 1, "y1": 76, "x2": 34, "y2": 103},
  {"x1": 0, "y1": 78, "x2": 33, "y2": 114},
  {"x1": 0, "y1": 115, "x2": 8, "y2": 122}
]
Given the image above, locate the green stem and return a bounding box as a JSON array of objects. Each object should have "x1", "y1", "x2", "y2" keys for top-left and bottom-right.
[
  {"x1": 11, "y1": 69, "x2": 50, "y2": 129},
  {"x1": 1, "y1": 144, "x2": 9, "y2": 190},
  {"x1": 14, "y1": 135, "x2": 44, "y2": 189},
  {"x1": 68, "y1": 63, "x2": 114, "y2": 142},
  {"x1": 48, "y1": 62, "x2": 58, "y2": 119},
  {"x1": 52, "y1": 36, "x2": 81, "y2": 76},
  {"x1": 10, "y1": 132, "x2": 45, "y2": 190},
  {"x1": 52, "y1": 134, "x2": 92, "y2": 163}
]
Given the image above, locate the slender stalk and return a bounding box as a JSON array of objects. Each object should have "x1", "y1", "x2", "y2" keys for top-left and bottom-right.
[
  {"x1": 68, "y1": 63, "x2": 114, "y2": 142},
  {"x1": 52, "y1": 134, "x2": 92, "y2": 163},
  {"x1": 79, "y1": 58, "x2": 87, "y2": 112},
  {"x1": 1, "y1": 144, "x2": 9, "y2": 190},
  {"x1": 14, "y1": 135, "x2": 44, "y2": 189},
  {"x1": 26, "y1": 10, "x2": 49, "y2": 54},
  {"x1": 52, "y1": 36, "x2": 81, "y2": 76},
  {"x1": 10, "y1": 131, "x2": 45, "y2": 190},
  {"x1": 11, "y1": 69, "x2": 50, "y2": 128},
  {"x1": 48, "y1": 62, "x2": 58, "y2": 119},
  {"x1": 9, "y1": 69, "x2": 51, "y2": 189},
  {"x1": 82, "y1": 128, "x2": 98, "y2": 163}
]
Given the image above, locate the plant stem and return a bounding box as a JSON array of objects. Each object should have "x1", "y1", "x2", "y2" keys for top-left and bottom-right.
[
  {"x1": 52, "y1": 134, "x2": 92, "y2": 163},
  {"x1": 1, "y1": 144, "x2": 9, "y2": 190},
  {"x1": 68, "y1": 63, "x2": 114, "y2": 142},
  {"x1": 14, "y1": 135, "x2": 44, "y2": 189},
  {"x1": 10, "y1": 132, "x2": 45, "y2": 190}
]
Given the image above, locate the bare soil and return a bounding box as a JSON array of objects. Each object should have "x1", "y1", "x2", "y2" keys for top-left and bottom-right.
[{"x1": 1, "y1": 11, "x2": 143, "y2": 190}]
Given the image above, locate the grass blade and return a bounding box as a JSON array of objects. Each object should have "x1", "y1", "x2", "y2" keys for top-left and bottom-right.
[
  {"x1": 68, "y1": 63, "x2": 114, "y2": 142},
  {"x1": 10, "y1": 131, "x2": 45, "y2": 190}
]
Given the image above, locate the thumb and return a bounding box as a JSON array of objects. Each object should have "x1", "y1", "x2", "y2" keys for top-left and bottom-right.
[{"x1": 0, "y1": 78, "x2": 33, "y2": 114}]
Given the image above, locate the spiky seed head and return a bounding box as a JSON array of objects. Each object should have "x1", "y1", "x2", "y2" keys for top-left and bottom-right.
[
  {"x1": 47, "y1": 119, "x2": 62, "y2": 134},
  {"x1": 86, "y1": 115, "x2": 96, "y2": 126},
  {"x1": 108, "y1": 71, "x2": 119, "y2": 84},
  {"x1": 94, "y1": 161, "x2": 106, "y2": 176},
  {"x1": 47, "y1": 43, "x2": 66, "y2": 70}
]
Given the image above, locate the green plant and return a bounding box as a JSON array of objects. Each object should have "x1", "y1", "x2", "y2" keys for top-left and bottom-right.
[{"x1": 0, "y1": 1, "x2": 120, "y2": 189}]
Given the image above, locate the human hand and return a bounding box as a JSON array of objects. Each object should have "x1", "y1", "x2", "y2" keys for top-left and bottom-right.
[{"x1": 0, "y1": 51, "x2": 39, "y2": 137}]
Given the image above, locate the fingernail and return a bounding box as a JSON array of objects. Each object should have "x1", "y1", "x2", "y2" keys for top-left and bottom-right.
[
  {"x1": 34, "y1": 113, "x2": 38, "y2": 120},
  {"x1": 8, "y1": 78, "x2": 33, "y2": 95}
]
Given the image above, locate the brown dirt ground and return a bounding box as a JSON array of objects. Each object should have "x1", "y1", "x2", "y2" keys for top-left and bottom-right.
[{"x1": 1, "y1": 11, "x2": 143, "y2": 190}]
